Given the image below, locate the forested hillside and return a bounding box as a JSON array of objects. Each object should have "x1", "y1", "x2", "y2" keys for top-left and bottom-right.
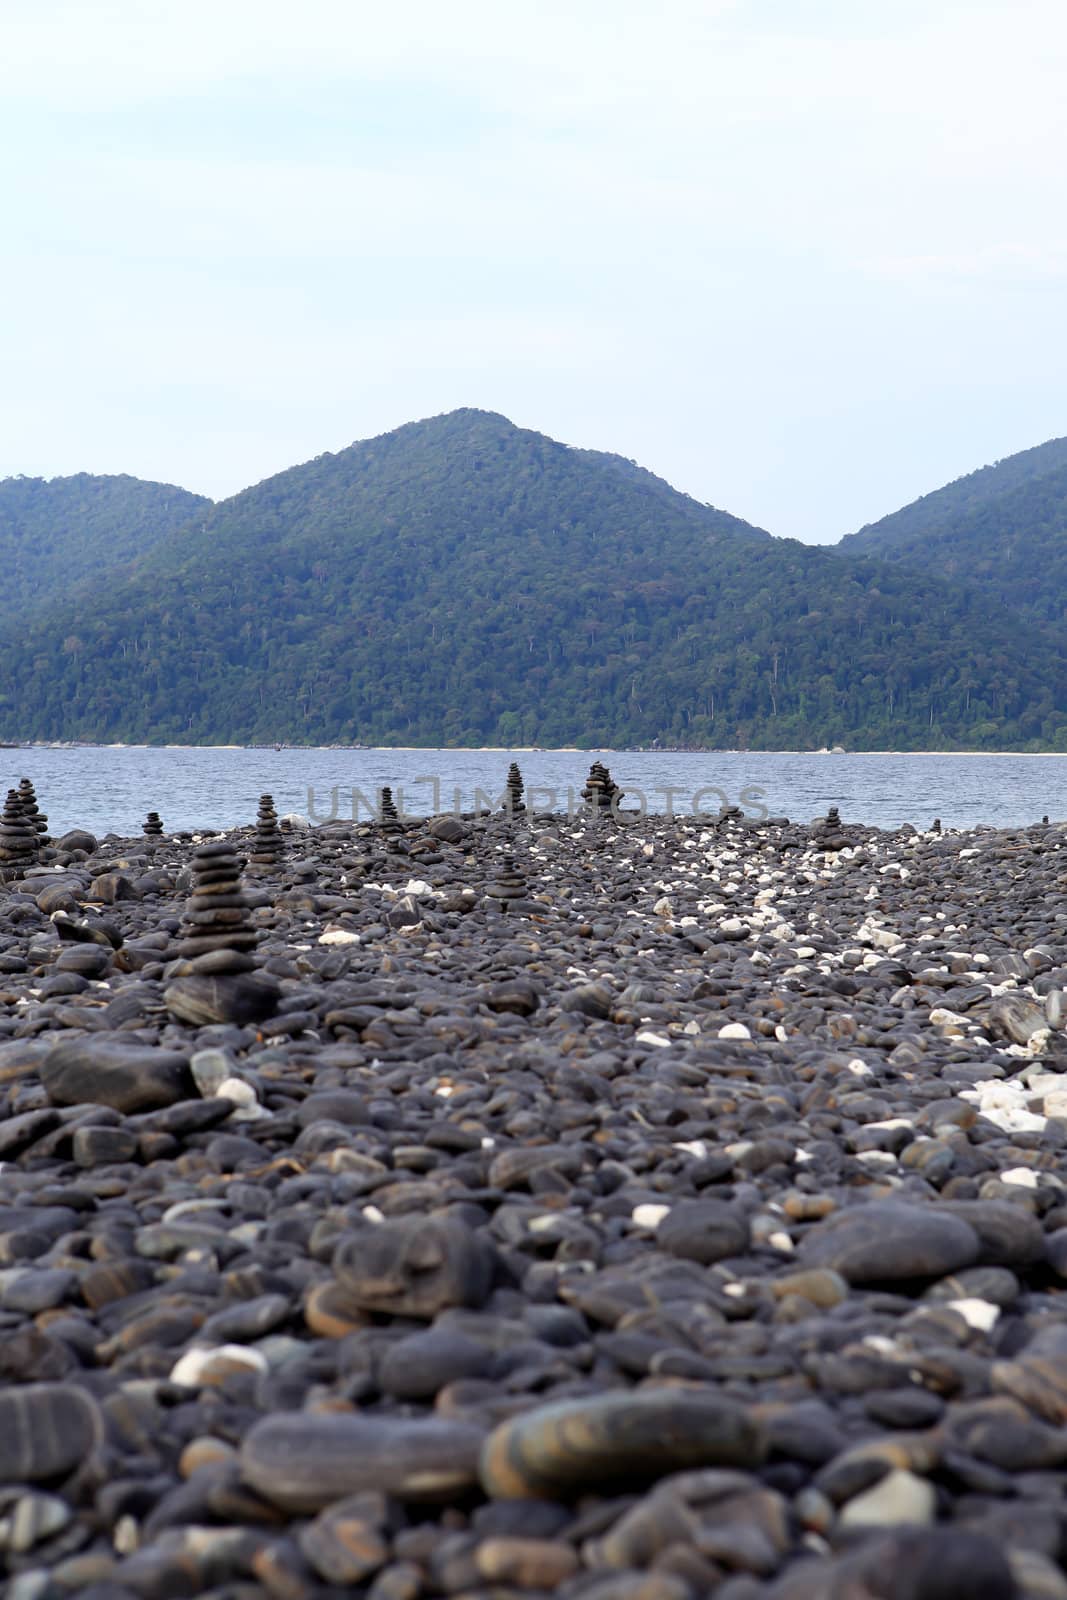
[
  {"x1": 1, "y1": 410, "x2": 1062, "y2": 750},
  {"x1": 0, "y1": 473, "x2": 211, "y2": 622},
  {"x1": 838, "y1": 436, "x2": 1067, "y2": 627}
]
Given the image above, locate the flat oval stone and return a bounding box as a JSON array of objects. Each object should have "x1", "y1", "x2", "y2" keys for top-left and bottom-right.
[
  {"x1": 841, "y1": 1525, "x2": 1018, "y2": 1599},
  {"x1": 164, "y1": 972, "x2": 278, "y2": 1026},
  {"x1": 798, "y1": 1202, "x2": 980, "y2": 1283},
  {"x1": 41, "y1": 1039, "x2": 193, "y2": 1114},
  {"x1": 333, "y1": 1215, "x2": 496, "y2": 1318},
  {"x1": 0, "y1": 1382, "x2": 103, "y2": 1483},
  {"x1": 938, "y1": 1199, "x2": 1046, "y2": 1267},
  {"x1": 656, "y1": 1199, "x2": 750, "y2": 1265},
  {"x1": 240, "y1": 1412, "x2": 487, "y2": 1510},
  {"x1": 479, "y1": 1388, "x2": 766, "y2": 1500},
  {"x1": 379, "y1": 1327, "x2": 490, "y2": 1400}
]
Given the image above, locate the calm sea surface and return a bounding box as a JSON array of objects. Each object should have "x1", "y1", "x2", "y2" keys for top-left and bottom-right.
[{"x1": 2, "y1": 747, "x2": 1065, "y2": 838}]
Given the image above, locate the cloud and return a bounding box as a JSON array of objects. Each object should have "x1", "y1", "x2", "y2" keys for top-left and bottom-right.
[
  {"x1": 4, "y1": 0, "x2": 1067, "y2": 540},
  {"x1": 861, "y1": 244, "x2": 1067, "y2": 285}
]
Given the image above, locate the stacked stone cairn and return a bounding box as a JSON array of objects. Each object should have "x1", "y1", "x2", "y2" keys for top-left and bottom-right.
[
  {"x1": 486, "y1": 853, "x2": 527, "y2": 912},
  {"x1": 248, "y1": 793, "x2": 285, "y2": 870},
  {"x1": 379, "y1": 786, "x2": 401, "y2": 835},
  {"x1": 0, "y1": 789, "x2": 39, "y2": 876},
  {"x1": 143, "y1": 811, "x2": 164, "y2": 838},
  {"x1": 816, "y1": 803, "x2": 848, "y2": 852},
  {"x1": 581, "y1": 760, "x2": 623, "y2": 817},
  {"x1": 17, "y1": 777, "x2": 49, "y2": 846},
  {"x1": 504, "y1": 761, "x2": 525, "y2": 815},
  {"x1": 164, "y1": 840, "x2": 279, "y2": 1025}
]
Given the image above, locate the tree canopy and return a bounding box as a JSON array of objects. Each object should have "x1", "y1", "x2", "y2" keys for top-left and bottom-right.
[{"x1": 1, "y1": 410, "x2": 1064, "y2": 750}]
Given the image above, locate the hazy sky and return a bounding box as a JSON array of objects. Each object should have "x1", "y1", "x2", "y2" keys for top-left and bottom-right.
[{"x1": 3, "y1": 0, "x2": 1066, "y2": 542}]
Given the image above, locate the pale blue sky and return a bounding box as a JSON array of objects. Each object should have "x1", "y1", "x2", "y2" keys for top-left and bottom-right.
[{"x1": 2, "y1": 0, "x2": 1066, "y2": 541}]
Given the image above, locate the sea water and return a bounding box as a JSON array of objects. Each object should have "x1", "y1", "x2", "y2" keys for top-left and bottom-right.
[{"x1": 3, "y1": 746, "x2": 1065, "y2": 837}]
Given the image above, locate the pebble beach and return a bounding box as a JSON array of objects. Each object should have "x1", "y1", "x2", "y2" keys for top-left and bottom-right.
[{"x1": 0, "y1": 777, "x2": 1066, "y2": 1599}]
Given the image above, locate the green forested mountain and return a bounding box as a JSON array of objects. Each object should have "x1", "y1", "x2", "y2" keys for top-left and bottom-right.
[
  {"x1": 837, "y1": 436, "x2": 1067, "y2": 628},
  {"x1": 0, "y1": 410, "x2": 1064, "y2": 750},
  {"x1": 0, "y1": 473, "x2": 212, "y2": 622}
]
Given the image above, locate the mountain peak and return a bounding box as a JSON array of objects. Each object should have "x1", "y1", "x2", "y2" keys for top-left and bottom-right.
[
  {"x1": 837, "y1": 433, "x2": 1067, "y2": 628},
  {"x1": 1, "y1": 416, "x2": 1064, "y2": 750}
]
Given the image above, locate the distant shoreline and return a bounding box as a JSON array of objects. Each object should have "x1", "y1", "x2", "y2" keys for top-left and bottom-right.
[{"x1": 9, "y1": 743, "x2": 1067, "y2": 758}]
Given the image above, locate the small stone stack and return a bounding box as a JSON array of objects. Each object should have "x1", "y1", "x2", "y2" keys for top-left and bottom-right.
[
  {"x1": 17, "y1": 778, "x2": 49, "y2": 846},
  {"x1": 143, "y1": 812, "x2": 164, "y2": 837},
  {"x1": 504, "y1": 762, "x2": 525, "y2": 815},
  {"x1": 249, "y1": 794, "x2": 285, "y2": 870},
  {"x1": 379, "y1": 787, "x2": 401, "y2": 835},
  {"x1": 0, "y1": 789, "x2": 38, "y2": 875},
  {"x1": 816, "y1": 804, "x2": 848, "y2": 852},
  {"x1": 164, "y1": 841, "x2": 278, "y2": 1025},
  {"x1": 486, "y1": 854, "x2": 527, "y2": 911},
  {"x1": 582, "y1": 761, "x2": 623, "y2": 816}
]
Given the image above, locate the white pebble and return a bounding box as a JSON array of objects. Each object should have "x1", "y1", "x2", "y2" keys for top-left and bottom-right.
[
  {"x1": 170, "y1": 1345, "x2": 267, "y2": 1387},
  {"x1": 947, "y1": 1297, "x2": 1000, "y2": 1332},
  {"x1": 631, "y1": 1203, "x2": 670, "y2": 1229},
  {"x1": 839, "y1": 1468, "x2": 936, "y2": 1529},
  {"x1": 216, "y1": 1077, "x2": 258, "y2": 1107},
  {"x1": 718, "y1": 1022, "x2": 751, "y2": 1040}
]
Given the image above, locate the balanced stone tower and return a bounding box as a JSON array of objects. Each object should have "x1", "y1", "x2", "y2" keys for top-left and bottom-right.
[
  {"x1": 164, "y1": 840, "x2": 279, "y2": 1025},
  {"x1": 504, "y1": 762, "x2": 525, "y2": 815},
  {"x1": 249, "y1": 793, "x2": 285, "y2": 870},
  {"x1": 0, "y1": 790, "x2": 38, "y2": 876},
  {"x1": 17, "y1": 779, "x2": 49, "y2": 846},
  {"x1": 143, "y1": 812, "x2": 164, "y2": 837},
  {"x1": 582, "y1": 761, "x2": 622, "y2": 816},
  {"x1": 816, "y1": 804, "x2": 848, "y2": 852},
  {"x1": 379, "y1": 786, "x2": 401, "y2": 835},
  {"x1": 486, "y1": 853, "x2": 527, "y2": 911}
]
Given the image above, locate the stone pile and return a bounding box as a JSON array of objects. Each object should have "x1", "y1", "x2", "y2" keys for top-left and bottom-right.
[
  {"x1": 582, "y1": 759, "x2": 623, "y2": 815},
  {"x1": 485, "y1": 852, "x2": 528, "y2": 911},
  {"x1": 379, "y1": 785, "x2": 401, "y2": 834},
  {"x1": 16, "y1": 777, "x2": 49, "y2": 845},
  {"x1": 504, "y1": 761, "x2": 525, "y2": 814},
  {"x1": 816, "y1": 802, "x2": 849, "y2": 850},
  {"x1": 0, "y1": 806, "x2": 1064, "y2": 1596},
  {"x1": 248, "y1": 793, "x2": 285, "y2": 869},
  {"x1": 163, "y1": 839, "x2": 278, "y2": 1025},
  {"x1": 142, "y1": 811, "x2": 164, "y2": 837},
  {"x1": 0, "y1": 788, "x2": 38, "y2": 875}
]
